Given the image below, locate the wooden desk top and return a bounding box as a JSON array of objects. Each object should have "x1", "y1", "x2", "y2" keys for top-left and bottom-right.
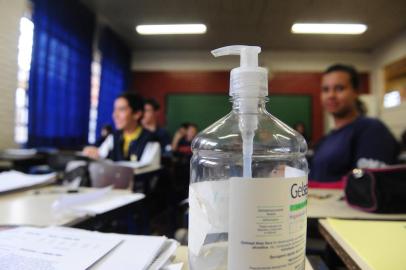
[
  {"x1": 319, "y1": 219, "x2": 406, "y2": 270},
  {"x1": 319, "y1": 219, "x2": 367, "y2": 270},
  {"x1": 173, "y1": 246, "x2": 314, "y2": 270},
  {"x1": 0, "y1": 186, "x2": 134, "y2": 227},
  {"x1": 308, "y1": 188, "x2": 406, "y2": 220}
]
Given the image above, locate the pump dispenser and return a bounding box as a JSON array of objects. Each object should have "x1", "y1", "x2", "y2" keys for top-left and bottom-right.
[
  {"x1": 212, "y1": 46, "x2": 267, "y2": 178},
  {"x1": 189, "y1": 45, "x2": 308, "y2": 270}
]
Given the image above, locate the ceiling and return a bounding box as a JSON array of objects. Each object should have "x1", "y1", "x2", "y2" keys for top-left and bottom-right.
[{"x1": 81, "y1": 0, "x2": 406, "y2": 52}]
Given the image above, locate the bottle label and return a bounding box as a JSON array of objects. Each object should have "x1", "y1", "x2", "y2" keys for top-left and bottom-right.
[
  {"x1": 228, "y1": 176, "x2": 307, "y2": 270},
  {"x1": 189, "y1": 180, "x2": 229, "y2": 256}
]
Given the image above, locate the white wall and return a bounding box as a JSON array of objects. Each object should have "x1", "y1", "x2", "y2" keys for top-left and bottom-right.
[
  {"x1": 371, "y1": 30, "x2": 406, "y2": 139},
  {"x1": 0, "y1": 0, "x2": 25, "y2": 149},
  {"x1": 132, "y1": 50, "x2": 372, "y2": 72}
]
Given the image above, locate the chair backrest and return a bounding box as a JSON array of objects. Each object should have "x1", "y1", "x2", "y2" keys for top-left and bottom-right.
[
  {"x1": 66, "y1": 160, "x2": 88, "y2": 172},
  {"x1": 88, "y1": 161, "x2": 133, "y2": 189},
  {"x1": 48, "y1": 151, "x2": 89, "y2": 172},
  {"x1": 63, "y1": 160, "x2": 90, "y2": 187}
]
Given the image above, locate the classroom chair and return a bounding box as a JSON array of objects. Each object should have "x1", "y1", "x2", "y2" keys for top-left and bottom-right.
[{"x1": 88, "y1": 161, "x2": 134, "y2": 189}]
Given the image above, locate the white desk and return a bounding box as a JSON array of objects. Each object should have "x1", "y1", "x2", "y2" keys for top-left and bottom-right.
[
  {"x1": 0, "y1": 186, "x2": 143, "y2": 227},
  {"x1": 308, "y1": 188, "x2": 406, "y2": 220},
  {"x1": 173, "y1": 246, "x2": 314, "y2": 270}
]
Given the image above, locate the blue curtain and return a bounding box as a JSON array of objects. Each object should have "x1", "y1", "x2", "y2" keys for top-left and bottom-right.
[
  {"x1": 96, "y1": 27, "x2": 131, "y2": 139},
  {"x1": 27, "y1": 0, "x2": 95, "y2": 149}
]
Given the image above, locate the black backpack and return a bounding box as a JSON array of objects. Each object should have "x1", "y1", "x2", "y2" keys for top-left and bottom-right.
[{"x1": 344, "y1": 165, "x2": 406, "y2": 213}]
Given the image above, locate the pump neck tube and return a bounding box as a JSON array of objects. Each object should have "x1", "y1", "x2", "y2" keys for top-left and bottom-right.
[{"x1": 231, "y1": 97, "x2": 268, "y2": 114}]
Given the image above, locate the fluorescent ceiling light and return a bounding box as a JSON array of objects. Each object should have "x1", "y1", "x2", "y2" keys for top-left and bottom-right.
[
  {"x1": 291, "y1": 23, "x2": 367, "y2": 35},
  {"x1": 136, "y1": 24, "x2": 207, "y2": 35}
]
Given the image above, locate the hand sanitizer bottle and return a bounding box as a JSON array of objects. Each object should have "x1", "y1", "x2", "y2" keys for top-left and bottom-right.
[{"x1": 188, "y1": 45, "x2": 308, "y2": 270}]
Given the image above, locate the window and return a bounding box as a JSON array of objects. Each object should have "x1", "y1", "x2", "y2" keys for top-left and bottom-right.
[
  {"x1": 15, "y1": 17, "x2": 34, "y2": 144},
  {"x1": 383, "y1": 91, "x2": 401, "y2": 108},
  {"x1": 88, "y1": 50, "x2": 102, "y2": 144}
]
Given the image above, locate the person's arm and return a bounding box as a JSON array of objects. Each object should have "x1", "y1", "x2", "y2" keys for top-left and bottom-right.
[
  {"x1": 171, "y1": 130, "x2": 184, "y2": 152},
  {"x1": 98, "y1": 135, "x2": 114, "y2": 159},
  {"x1": 82, "y1": 146, "x2": 99, "y2": 159},
  {"x1": 82, "y1": 135, "x2": 113, "y2": 160}
]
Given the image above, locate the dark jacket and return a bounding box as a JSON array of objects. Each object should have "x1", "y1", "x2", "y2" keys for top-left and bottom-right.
[
  {"x1": 151, "y1": 127, "x2": 171, "y2": 154},
  {"x1": 310, "y1": 117, "x2": 399, "y2": 182},
  {"x1": 107, "y1": 129, "x2": 154, "y2": 161}
]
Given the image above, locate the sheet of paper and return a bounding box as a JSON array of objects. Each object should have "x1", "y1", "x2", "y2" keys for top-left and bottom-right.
[
  {"x1": 0, "y1": 171, "x2": 56, "y2": 193},
  {"x1": 0, "y1": 227, "x2": 122, "y2": 270},
  {"x1": 161, "y1": 263, "x2": 184, "y2": 270},
  {"x1": 149, "y1": 239, "x2": 179, "y2": 270},
  {"x1": 327, "y1": 219, "x2": 406, "y2": 270},
  {"x1": 90, "y1": 233, "x2": 168, "y2": 270},
  {"x1": 52, "y1": 186, "x2": 112, "y2": 212},
  {"x1": 284, "y1": 166, "x2": 306, "y2": 178},
  {"x1": 48, "y1": 227, "x2": 174, "y2": 270},
  {"x1": 73, "y1": 193, "x2": 145, "y2": 215}
]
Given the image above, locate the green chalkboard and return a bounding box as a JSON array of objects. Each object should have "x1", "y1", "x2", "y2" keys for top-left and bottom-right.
[
  {"x1": 166, "y1": 94, "x2": 312, "y2": 139},
  {"x1": 166, "y1": 94, "x2": 230, "y2": 135},
  {"x1": 267, "y1": 95, "x2": 312, "y2": 139}
]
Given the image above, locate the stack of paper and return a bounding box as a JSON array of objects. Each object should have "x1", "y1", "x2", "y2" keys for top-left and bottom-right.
[
  {"x1": 0, "y1": 226, "x2": 122, "y2": 270},
  {"x1": 0, "y1": 226, "x2": 180, "y2": 270},
  {"x1": 0, "y1": 170, "x2": 56, "y2": 193}
]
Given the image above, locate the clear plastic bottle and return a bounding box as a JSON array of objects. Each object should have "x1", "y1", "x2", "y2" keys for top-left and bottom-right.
[{"x1": 188, "y1": 46, "x2": 308, "y2": 270}]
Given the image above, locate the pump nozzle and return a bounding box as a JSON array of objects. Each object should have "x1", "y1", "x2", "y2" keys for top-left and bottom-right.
[
  {"x1": 211, "y1": 45, "x2": 267, "y2": 98},
  {"x1": 211, "y1": 45, "x2": 261, "y2": 68},
  {"x1": 212, "y1": 45, "x2": 269, "y2": 178}
]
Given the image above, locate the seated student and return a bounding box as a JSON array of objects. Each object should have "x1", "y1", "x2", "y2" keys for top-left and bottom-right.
[
  {"x1": 171, "y1": 122, "x2": 188, "y2": 153},
  {"x1": 309, "y1": 64, "x2": 399, "y2": 183},
  {"x1": 172, "y1": 123, "x2": 198, "y2": 156},
  {"x1": 83, "y1": 92, "x2": 153, "y2": 161},
  {"x1": 294, "y1": 122, "x2": 311, "y2": 146},
  {"x1": 142, "y1": 98, "x2": 172, "y2": 155}
]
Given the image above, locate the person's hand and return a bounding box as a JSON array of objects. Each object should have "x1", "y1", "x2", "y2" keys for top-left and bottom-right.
[
  {"x1": 175, "y1": 127, "x2": 187, "y2": 140},
  {"x1": 171, "y1": 128, "x2": 186, "y2": 151},
  {"x1": 82, "y1": 146, "x2": 100, "y2": 160},
  {"x1": 173, "y1": 130, "x2": 183, "y2": 141}
]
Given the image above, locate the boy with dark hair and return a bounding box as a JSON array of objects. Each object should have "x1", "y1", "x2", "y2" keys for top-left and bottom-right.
[
  {"x1": 142, "y1": 98, "x2": 171, "y2": 154},
  {"x1": 172, "y1": 123, "x2": 198, "y2": 156},
  {"x1": 84, "y1": 92, "x2": 153, "y2": 161}
]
